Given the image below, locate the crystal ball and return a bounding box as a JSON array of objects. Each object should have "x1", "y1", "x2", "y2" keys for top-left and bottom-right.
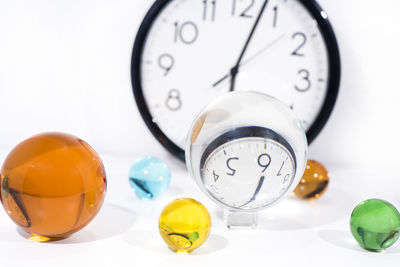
[
  {"x1": 129, "y1": 156, "x2": 170, "y2": 199},
  {"x1": 294, "y1": 160, "x2": 329, "y2": 200},
  {"x1": 159, "y1": 198, "x2": 211, "y2": 254},
  {"x1": 0, "y1": 132, "x2": 107, "y2": 241},
  {"x1": 350, "y1": 199, "x2": 400, "y2": 252}
]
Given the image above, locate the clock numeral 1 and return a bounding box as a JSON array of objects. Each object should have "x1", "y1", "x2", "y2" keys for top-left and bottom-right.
[
  {"x1": 174, "y1": 21, "x2": 199, "y2": 45},
  {"x1": 226, "y1": 157, "x2": 239, "y2": 176},
  {"x1": 272, "y1": 5, "x2": 278, "y2": 28},
  {"x1": 258, "y1": 153, "x2": 271, "y2": 172},
  {"x1": 202, "y1": 0, "x2": 216, "y2": 22},
  {"x1": 158, "y1": 54, "x2": 174, "y2": 76},
  {"x1": 165, "y1": 89, "x2": 182, "y2": 111}
]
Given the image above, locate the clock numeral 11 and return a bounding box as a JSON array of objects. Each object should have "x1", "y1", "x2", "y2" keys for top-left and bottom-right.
[{"x1": 202, "y1": 0, "x2": 216, "y2": 22}]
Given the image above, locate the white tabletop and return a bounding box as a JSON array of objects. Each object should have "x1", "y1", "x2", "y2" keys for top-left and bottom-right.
[{"x1": 0, "y1": 149, "x2": 399, "y2": 266}]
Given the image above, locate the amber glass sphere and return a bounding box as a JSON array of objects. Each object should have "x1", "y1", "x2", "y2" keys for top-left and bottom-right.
[
  {"x1": 294, "y1": 160, "x2": 329, "y2": 200},
  {"x1": 0, "y1": 132, "x2": 106, "y2": 241}
]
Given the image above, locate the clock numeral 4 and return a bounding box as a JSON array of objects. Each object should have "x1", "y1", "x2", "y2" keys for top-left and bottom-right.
[
  {"x1": 165, "y1": 89, "x2": 182, "y2": 111},
  {"x1": 212, "y1": 170, "x2": 220, "y2": 182},
  {"x1": 202, "y1": 0, "x2": 217, "y2": 22},
  {"x1": 174, "y1": 21, "x2": 199, "y2": 44},
  {"x1": 158, "y1": 54, "x2": 174, "y2": 76},
  {"x1": 232, "y1": 0, "x2": 255, "y2": 18}
]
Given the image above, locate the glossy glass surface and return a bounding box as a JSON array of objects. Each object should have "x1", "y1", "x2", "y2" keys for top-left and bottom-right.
[
  {"x1": 0, "y1": 133, "x2": 107, "y2": 241},
  {"x1": 350, "y1": 199, "x2": 400, "y2": 252},
  {"x1": 294, "y1": 159, "x2": 329, "y2": 200},
  {"x1": 129, "y1": 156, "x2": 170, "y2": 199},
  {"x1": 159, "y1": 198, "x2": 211, "y2": 254}
]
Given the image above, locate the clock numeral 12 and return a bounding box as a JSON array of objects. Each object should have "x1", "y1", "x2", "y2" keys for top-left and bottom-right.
[
  {"x1": 202, "y1": 0, "x2": 216, "y2": 22},
  {"x1": 232, "y1": 0, "x2": 255, "y2": 18}
]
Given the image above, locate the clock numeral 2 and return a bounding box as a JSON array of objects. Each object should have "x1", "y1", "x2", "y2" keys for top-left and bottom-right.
[
  {"x1": 232, "y1": 0, "x2": 255, "y2": 18},
  {"x1": 174, "y1": 21, "x2": 199, "y2": 44},
  {"x1": 202, "y1": 0, "x2": 216, "y2": 22},
  {"x1": 165, "y1": 89, "x2": 182, "y2": 111},
  {"x1": 226, "y1": 157, "x2": 239, "y2": 176},
  {"x1": 291, "y1": 32, "x2": 307, "y2": 57}
]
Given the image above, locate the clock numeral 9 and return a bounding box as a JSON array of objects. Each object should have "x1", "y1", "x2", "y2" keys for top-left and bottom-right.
[
  {"x1": 165, "y1": 89, "x2": 182, "y2": 111},
  {"x1": 202, "y1": 0, "x2": 216, "y2": 22},
  {"x1": 158, "y1": 54, "x2": 174, "y2": 76},
  {"x1": 291, "y1": 32, "x2": 307, "y2": 57},
  {"x1": 258, "y1": 153, "x2": 271, "y2": 172},
  {"x1": 295, "y1": 69, "x2": 311, "y2": 92},
  {"x1": 174, "y1": 21, "x2": 199, "y2": 44},
  {"x1": 232, "y1": 0, "x2": 255, "y2": 18}
]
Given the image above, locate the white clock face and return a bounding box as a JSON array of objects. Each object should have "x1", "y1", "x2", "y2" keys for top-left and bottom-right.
[
  {"x1": 140, "y1": 0, "x2": 329, "y2": 149},
  {"x1": 202, "y1": 137, "x2": 295, "y2": 210}
]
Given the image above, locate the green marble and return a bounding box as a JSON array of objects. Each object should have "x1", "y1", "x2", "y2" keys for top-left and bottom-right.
[{"x1": 350, "y1": 199, "x2": 400, "y2": 252}]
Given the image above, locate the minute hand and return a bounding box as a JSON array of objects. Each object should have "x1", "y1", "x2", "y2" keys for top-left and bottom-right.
[{"x1": 230, "y1": 0, "x2": 269, "y2": 92}]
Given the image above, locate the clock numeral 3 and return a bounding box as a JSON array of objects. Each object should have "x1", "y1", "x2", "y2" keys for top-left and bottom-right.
[
  {"x1": 165, "y1": 89, "x2": 182, "y2": 111},
  {"x1": 295, "y1": 69, "x2": 311, "y2": 92},
  {"x1": 226, "y1": 157, "x2": 239, "y2": 176},
  {"x1": 258, "y1": 153, "x2": 271, "y2": 172},
  {"x1": 202, "y1": 0, "x2": 216, "y2": 22},
  {"x1": 158, "y1": 54, "x2": 174, "y2": 76},
  {"x1": 232, "y1": 0, "x2": 255, "y2": 18},
  {"x1": 291, "y1": 32, "x2": 307, "y2": 57},
  {"x1": 174, "y1": 21, "x2": 199, "y2": 44}
]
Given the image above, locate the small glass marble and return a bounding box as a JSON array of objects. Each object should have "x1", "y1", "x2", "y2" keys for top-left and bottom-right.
[
  {"x1": 350, "y1": 199, "x2": 400, "y2": 252},
  {"x1": 294, "y1": 160, "x2": 329, "y2": 200},
  {"x1": 159, "y1": 198, "x2": 211, "y2": 254},
  {"x1": 0, "y1": 132, "x2": 107, "y2": 242},
  {"x1": 129, "y1": 156, "x2": 170, "y2": 199}
]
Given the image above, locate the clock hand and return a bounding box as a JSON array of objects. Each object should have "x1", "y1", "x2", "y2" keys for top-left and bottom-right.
[
  {"x1": 230, "y1": 0, "x2": 269, "y2": 92},
  {"x1": 212, "y1": 34, "x2": 284, "y2": 88},
  {"x1": 239, "y1": 175, "x2": 265, "y2": 208}
]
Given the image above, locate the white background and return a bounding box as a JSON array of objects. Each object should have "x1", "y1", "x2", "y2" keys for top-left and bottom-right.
[{"x1": 0, "y1": 0, "x2": 400, "y2": 266}]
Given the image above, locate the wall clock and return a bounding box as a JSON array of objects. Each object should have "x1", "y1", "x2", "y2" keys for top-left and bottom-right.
[{"x1": 131, "y1": 0, "x2": 340, "y2": 161}]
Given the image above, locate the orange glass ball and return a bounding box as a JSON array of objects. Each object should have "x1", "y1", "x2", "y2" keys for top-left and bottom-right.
[
  {"x1": 0, "y1": 133, "x2": 106, "y2": 241},
  {"x1": 294, "y1": 160, "x2": 329, "y2": 200}
]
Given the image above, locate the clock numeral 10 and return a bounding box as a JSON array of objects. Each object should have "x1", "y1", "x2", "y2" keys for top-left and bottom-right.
[
  {"x1": 174, "y1": 21, "x2": 199, "y2": 44},
  {"x1": 165, "y1": 89, "x2": 182, "y2": 111},
  {"x1": 202, "y1": 0, "x2": 216, "y2": 22}
]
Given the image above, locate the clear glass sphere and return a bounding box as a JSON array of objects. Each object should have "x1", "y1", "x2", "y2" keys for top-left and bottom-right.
[{"x1": 185, "y1": 91, "x2": 307, "y2": 212}]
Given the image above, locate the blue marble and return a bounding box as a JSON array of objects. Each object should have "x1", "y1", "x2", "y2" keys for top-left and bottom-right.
[{"x1": 129, "y1": 157, "x2": 171, "y2": 199}]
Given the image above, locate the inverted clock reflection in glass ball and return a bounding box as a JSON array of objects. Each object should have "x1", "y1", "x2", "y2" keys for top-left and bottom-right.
[
  {"x1": 0, "y1": 133, "x2": 107, "y2": 242},
  {"x1": 186, "y1": 91, "x2": 308, "y2": 212}
]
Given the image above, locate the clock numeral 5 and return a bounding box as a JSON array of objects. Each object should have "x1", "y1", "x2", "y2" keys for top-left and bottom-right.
[
  {"x1": 165, "y1": 89, "x2": 182, "y2": 111},
  {"x1": 232, "y1": 0, "x2": 255, "y2": 18},
  {"x1": 202, "y1": 0, "x2": 216, "y2": 22},
  {"x1": 158, "y1": 54, "x2": 174, "y2": 76},
  {"x1": 226, "y1": 157, "x2": 239, "y2": 176},
  {"x1": 174, "y1": 21, "x2": 199, "y2": 44}
]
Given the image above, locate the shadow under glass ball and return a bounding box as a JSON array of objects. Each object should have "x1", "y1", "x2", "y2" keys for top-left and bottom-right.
[
  {"x1": 294, "y1": 160, "x2": 329, "y2": 200},
  {"x1": 350, "y1": 199, "x2": 400, "y2": 252},
  {"x1": 0, "y1": 132, "x2": 107, "y2": 242}
]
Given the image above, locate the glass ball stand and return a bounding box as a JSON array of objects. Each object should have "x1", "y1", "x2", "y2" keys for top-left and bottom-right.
[{"x1": 186, "y1": 91, "x2": 308, "y2": 229}]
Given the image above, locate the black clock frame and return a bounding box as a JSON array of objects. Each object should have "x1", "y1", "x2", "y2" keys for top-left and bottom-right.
[{"x1": 131, "y1": 0, "x2": 341, "y2": 161}]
